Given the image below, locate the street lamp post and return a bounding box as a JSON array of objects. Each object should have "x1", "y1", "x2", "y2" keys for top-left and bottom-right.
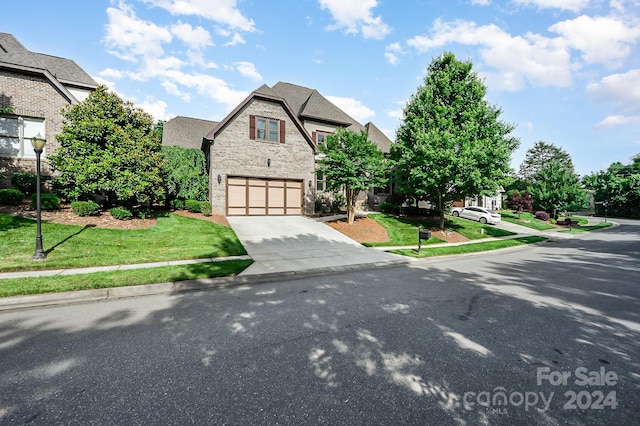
[{"x1": 31, "y1": 133, "x2": 47, "y2": 260}]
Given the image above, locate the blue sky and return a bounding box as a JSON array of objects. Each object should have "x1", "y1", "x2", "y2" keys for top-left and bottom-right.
[{"x1": 4, "y1": 0, "x2": 640, "y2": 176}]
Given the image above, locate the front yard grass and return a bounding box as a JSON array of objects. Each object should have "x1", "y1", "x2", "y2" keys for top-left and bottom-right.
[
  {"x1": 558, "y1": 221, "x2": 613, "y2": 233},
  {"x1": 390, "y1": 236, "x2": 547, "y2": 258},
  {"x1": 500, "y1": 211, "x2": 556, "y2": 230},
  {"x1": 0, "y1": 213, "x2": 247, "y2": 273},
  {"x1": 363, "y1": 213, "x2": 515, "y2": 247}
]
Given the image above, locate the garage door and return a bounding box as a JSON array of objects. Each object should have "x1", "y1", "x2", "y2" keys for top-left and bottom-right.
[{"x1": 227, "y1": 177, "x2": 303, "y2": 216}]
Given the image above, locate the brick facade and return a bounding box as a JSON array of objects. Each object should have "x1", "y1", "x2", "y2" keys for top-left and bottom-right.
[
  {"x1": 0, "y1": 69, "x2": 70, "y2": 185},
  {"x1": 208, "y1": 98, "x2": 316, "y2": 215}
]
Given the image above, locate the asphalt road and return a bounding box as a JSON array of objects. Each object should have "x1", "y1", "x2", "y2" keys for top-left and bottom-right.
[{"x1": 1, "y1": 219, "x2": 638, "y2": 425}]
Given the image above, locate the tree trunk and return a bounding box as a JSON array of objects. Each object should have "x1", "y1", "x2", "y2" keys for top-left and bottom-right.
[{"x1": 346, "y1": 187, "x2": 355, "y2": 224}]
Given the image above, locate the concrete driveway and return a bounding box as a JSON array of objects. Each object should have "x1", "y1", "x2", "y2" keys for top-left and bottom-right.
[{"x1": 227, "y1": 216, "x2": 407, "y2": 275}]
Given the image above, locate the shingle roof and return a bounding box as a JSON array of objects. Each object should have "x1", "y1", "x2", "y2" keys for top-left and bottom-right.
[
  {"x1": 365, "y1": 122, "x2": 392, "y2": 153},
  {"x1": 271, "y1": 82, "x2": 354, "y2": 126},
  {"x1": 162, "y1": 116, "x2": 218, "y2": 149},
  {"x1": 0, "y1": 33, "x2": 97, "y2": 88}
]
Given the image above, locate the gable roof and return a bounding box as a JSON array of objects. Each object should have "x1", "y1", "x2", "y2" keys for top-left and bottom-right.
[
  {"x1": 365, "y1": 122, "x2": 392, "y2": 153},
  {"x1": 0, "y1": 33, "x2": 98, "y2": 102},
  {"x1": 205, "y1": 89, "x2": 316, "y2": 151},
  {"x1": 162, "y1": 116, "x2": 218, "y2": 149}
]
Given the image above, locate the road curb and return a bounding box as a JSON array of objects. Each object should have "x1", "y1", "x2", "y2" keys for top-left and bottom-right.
[{"x1": 0, "y1": 259, "x2": 411, "y2": 312}]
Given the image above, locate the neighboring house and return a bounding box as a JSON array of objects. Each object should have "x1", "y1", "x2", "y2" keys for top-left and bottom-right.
[
  {"x1": 163, "y1": 81, "x2": 393, "y2": 216},
  {"x1": 0, "y1": 33, "x2": 98, "y2": 184},
  {"x1": 451, "y1": 189, "x2": 505, "y2": 211},
  {"x1": 162, "y1": 116, "x2": 218, "y2": 150}
]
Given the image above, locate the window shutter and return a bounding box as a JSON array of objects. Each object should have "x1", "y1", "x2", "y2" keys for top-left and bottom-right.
[
  {"x1": 280, "y1": 119, "x2": 285, "y2": 143},
  {"x1": 312, "y1": 131, "x2": 317, "y2": 142},
  {"x1": 249, "y1": 115, "x2": 256, "y2": 140}
]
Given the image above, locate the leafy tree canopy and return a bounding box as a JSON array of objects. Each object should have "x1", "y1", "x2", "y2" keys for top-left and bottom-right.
[
  {"x1": 49, "y1": 85, "x2": 165, "y2": 207},
  {"x1": 519, "y1": 141, "x2": 574, "y2": 181},
  {"x1": 528, "y1": 161, "x2": 585, "y2": 218},
  {"x1": 391, "y1": 51, "x2": 519, "y2": 228},
  {"x1": 583, "y1": 154, "x2": 640, "y2": 218},
  {"x1": 163, "y1": 146, "x2": 209, "y2": 202},
  {"x1": 318, "y1": 128, "x2": 387, "y2": 224}
]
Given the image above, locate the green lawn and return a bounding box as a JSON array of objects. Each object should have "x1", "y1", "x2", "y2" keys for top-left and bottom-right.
[
  {"x1": 0, "y1": 259, "x2": 253, "y2": 298},
  {"x1": 0, "y1": 213, "x2": 247, "y2": 272},
  {"x1": 500, "y1": 211, "x2": 556, "y2": 230},
  {"x1": 389, "y1": 236, "x2": 547, "y2": 258},
  {"x1": 363, "y1": 213, "x2": 515, "y2": 247}
]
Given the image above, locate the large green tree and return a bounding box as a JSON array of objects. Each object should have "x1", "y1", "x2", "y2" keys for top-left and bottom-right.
[
  {"x1": 583, "y1": 154, "x2": 640, "y2": 218},
  {"x1": 528, "y1": 161, "x2": 586, "y2": 218},
  {"x1": 391, "y1": 52, "x2": 519, "y2": 229},
  {"x1": 318, "y1": 128, "x2": 387, "y2": 224},
  {"x1": 519, "y1": 141, "x2": 574, "y2": 181},
  {"x1": 50, "y1": 86, "x2": 165, "y2": 207},
  {"x1": 163, "y1": 146, "x2": 209, "y2": 202}
]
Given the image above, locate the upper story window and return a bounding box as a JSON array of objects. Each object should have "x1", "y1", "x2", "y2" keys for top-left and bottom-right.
[
  {"x1": 250, "y1": 115, "x2": 285, "y2": 143},
  {"x1": 0, "y1": 115, "x2": 45, "y2": 158},
  {"x1": 313, "y1": 131, "x2": 331, "y2": 145}
]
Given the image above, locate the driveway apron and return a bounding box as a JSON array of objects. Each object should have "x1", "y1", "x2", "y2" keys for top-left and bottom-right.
[{"x1": 227, "y1": 216, "x2": 407, "y2": 275}]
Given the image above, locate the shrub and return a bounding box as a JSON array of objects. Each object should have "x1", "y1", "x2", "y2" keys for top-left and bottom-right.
[
  {"x1": 185, "y1": 199, "x2": 201, "y2": 213},
  {"x1": 71, "y1": 200, "x2": 100, "y2": 217},
  {"x1": 200, "y1": 201, "x2": 212, "y2": 216},
  {"x1": 135, "y1": 207, "x2": 153, "y2": 219},
  {"x1": 0, "y1": 188, "x2": 25, "y2": 205},
  {"x1": 10, "y1": 173, "x2": 38, "y2": 195},
  {"x1": 379, "y1": 202, "x2": 394, "y2": 213},
  {"x1": 162, "y1": 146, "x2": 210, "y2": 202},
  {"x1": 534, "y1": 211, "x2": 550, "y2": 221},
  {"x1": 170, "y1": 199, "x2": 185, "y2": 210},
  {"x1": 30, "y1": 193, "x2": 60, "y2": 210},
  {"x1": 109, "y1": 206, "x2": 133, "y2": 220}
]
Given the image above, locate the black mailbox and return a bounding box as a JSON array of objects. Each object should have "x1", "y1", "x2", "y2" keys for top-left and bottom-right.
[{"x1": 418, "y1": 228, "x2": 431, "y2": 252}]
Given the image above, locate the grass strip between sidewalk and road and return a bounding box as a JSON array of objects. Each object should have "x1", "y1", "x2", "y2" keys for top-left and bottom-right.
[
  {"x1": 389, "y1": 236, "x2": 547, "y2": 258},
  {"x1": 0, "y1": 259, "x2": 253, "y2": 298}
]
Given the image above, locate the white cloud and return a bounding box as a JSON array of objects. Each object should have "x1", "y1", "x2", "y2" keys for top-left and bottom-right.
[
  {"x1": 142, "y1": 0, "x2": 255, "y2": 32},
  {"x1": 137, "y1": 97, "x2": 171, "y2": 121},
  {"x1": 594, "y1": 114, "x2": 640, "y2": 129},
  {"x1": 470, "y1": 0, "x2": 491, "y2": 5},
  {"x1": 587, "y1": 69, "x2": 640, "y2": 111},
  {"x1": 513, "y1": 0, "x2": 591, "y2": 13},
  {"x1": 384, "y1": 43, "x2": 405, "y2": 65},
  {"x1": 171, "y1": 22, "x2": 213, "y2": 50},
  {"x1": 407, "y1": 19, "x2": 573, "y2": 91},
  {"x1": 104, "y1": 2, "x2": 172, "y2": 61},
  {"x1": 162, "y1": 81, "x2": 190, "y2": 102},
  {"x1": 325, "y1": 96, "x2": 375, "y2": 122},
  {"x1": 98, "y1": 68, "x2": 125, "y2": 79},
  {"x1": 318, "y1": 0, "x2": 392, "y2": 40},
  {"x1": 234, "y1": 61, "x2": 262, "y2": 81},
  {"x1": 224, "y1": 33, "x2": 246, "y2": 47},
  {"x1": 549, "y1": 15, "x2": 640, "y2": 66}
]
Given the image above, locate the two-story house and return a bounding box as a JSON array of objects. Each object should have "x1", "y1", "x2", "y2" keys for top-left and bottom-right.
[{"x1": 0, "y1": 33, "x2": 98, "y2": 184}]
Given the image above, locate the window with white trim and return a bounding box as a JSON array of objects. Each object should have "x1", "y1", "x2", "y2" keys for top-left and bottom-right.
[{"x1": 0, "y1": 116, "x2": 45, "y2": 158}]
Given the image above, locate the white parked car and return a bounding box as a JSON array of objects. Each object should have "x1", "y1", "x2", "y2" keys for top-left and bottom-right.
[{"x1": 450, "y1": 206, "x2": 501, "y2": 225}]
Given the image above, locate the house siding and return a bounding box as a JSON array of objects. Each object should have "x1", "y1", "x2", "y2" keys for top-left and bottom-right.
[
  {"x1": 209, "y1": 98, "x2": 315, "y2": 215},
  {"x1": 0, "y1": 69, "x2": 69, "y2": 180}
]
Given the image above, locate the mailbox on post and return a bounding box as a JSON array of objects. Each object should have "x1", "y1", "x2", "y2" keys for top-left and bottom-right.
[{"x1": 418, "y1": 228, "x2": 431, "y2": 253}]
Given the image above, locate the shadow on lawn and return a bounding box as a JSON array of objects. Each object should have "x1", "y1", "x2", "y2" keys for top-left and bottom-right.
[
  {"x1": 45, "y1": 224, "x2": 96, "y2": 255},
  {"x1": 0, "y1": 214, "x2": 35, "y2": 232}
]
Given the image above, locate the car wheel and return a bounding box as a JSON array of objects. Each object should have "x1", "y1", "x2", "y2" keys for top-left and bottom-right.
[
  {"x1": 452, "y1": 211, "x2": 460, "y2": 217},
  {"x1": 479, "y1": 217, "x2": 487, "y2": 224}
]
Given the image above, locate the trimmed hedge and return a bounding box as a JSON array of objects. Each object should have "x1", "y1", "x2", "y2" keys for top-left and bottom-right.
[
  {"x1": 11, "y1": 173, "x2": 37, "y2": 195},
  {"x1": 534, "y1": 211, "x2": 550, "y2": 221},
  {"x1": 30, "y1": 193, "x2": 60, "y2": 210},
  {"x1": 185, "y1": 199, "x2": 201, "y2": 213},
  {"x1": 71, "y1": 200, "x2": 100, "y2": 217},
  {"x1": 109, "y1": 206, "x2": 133, "y2": 220},
  {"x1": 0, "y1": 188, "x2": 25, "y2": 206},
  {"x1": 200, "y1": 201, "x2": 212, "y2": 216}
]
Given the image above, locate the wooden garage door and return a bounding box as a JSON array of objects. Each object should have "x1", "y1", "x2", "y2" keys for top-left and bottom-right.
[{"x1": 227, "y1": 177, "x2": 303, "y2": 216}]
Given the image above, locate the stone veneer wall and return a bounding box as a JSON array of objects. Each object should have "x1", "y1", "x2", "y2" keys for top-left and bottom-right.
[
  {"x1": 208, "y1": 98, "x2": 316, "y2": 215},
  {"x1": 0, "y1": 69, "x2": 70, "y2": 185}
]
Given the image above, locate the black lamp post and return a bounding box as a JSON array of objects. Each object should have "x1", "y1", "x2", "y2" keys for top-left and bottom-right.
[{"x1": 31, "y1": 133, "x2": 47, "y2": 260}]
